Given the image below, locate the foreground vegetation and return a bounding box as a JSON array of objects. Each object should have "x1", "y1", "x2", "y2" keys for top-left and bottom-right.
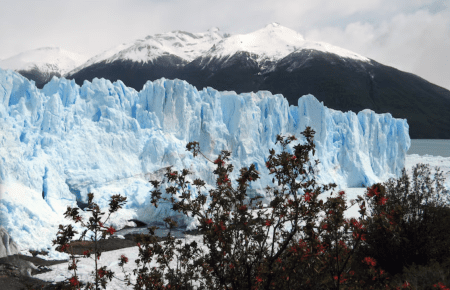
[{"x1": 51, "y1": 127, "x2": 450, "y2": 290}]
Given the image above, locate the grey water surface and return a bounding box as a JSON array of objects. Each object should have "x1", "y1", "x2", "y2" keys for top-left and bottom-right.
[{"x1": 408, "y1": 139, "x2": 450, "y2": 157}]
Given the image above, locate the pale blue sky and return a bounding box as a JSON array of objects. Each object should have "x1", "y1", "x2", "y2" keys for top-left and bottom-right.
[{"x1": 0, "y1": 0, "x2": 449, "y2": 90}]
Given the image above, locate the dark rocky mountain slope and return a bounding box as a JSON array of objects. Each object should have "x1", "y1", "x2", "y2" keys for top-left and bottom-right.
[{"x1": 66, "y1": 49, "x2": 450, "y2": 139}]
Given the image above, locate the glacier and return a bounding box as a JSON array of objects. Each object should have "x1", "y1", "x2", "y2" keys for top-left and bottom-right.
[{"x1": 0, "y1": 67, "x2": 411, "y2": 257}]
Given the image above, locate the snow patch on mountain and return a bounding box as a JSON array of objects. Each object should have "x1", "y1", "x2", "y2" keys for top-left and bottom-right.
[
  {"x1": 205, "y1": 22, "x2": 370, "y2": 65},
  {"x1": 0, "y1": 68, "x2": 410, "y2": 256},
  {"x1": 67, "y1": 28, "x2": 227, "y2": 76},
  {"x1": 204, "y1": 23, "x2": 305, "y2": 62},
  {"x1": 0, "y1": 47, "x2": 87, "y2": 76},
  {"x1": 66, "y1": 23, "x2": 369, "y2": 77}
]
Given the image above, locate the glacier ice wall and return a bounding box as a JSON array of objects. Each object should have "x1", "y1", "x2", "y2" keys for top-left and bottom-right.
[{"x1": 0, "y1": 68, "x2": 410, "y2": 254}]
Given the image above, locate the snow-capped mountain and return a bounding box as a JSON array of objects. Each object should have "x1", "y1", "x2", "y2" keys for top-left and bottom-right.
[
  {"x1": 0, "y1": 67, "x2": 412, "y2": 255},
  {"x1": 0, "y1": 47, "x2": 87, "y2": 88},
  {"x1": 194, "y1": 22, "x2": 369, "y2": 71},
  {"x1": 64, "y1": 23, "x2": 450, "y2": 139},
  {"x1": 5, "y1": 24, "x2": 450, "y2": 139},
  {"x1": 67, "y1": 27, "x2": 228, "y2": 76},
  {"x1": 68, "y1": 23, "x2": 368, "y2": 75}
]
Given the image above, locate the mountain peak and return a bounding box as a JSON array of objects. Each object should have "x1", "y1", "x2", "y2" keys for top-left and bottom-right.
[
  {"x1": 265, "y1": 22, "x2": 280, "y2": 28},
  {"x1": 36, "y1": 47, "x2": 61, "y2": 51},
  {"x1": 202, "y1": 23, "x2": 371, "y2": 64},
  {"x1": 65, "y1": 24, "x2": 369, "y2": 77},
  {"x1": 0, "y1": 47, "x2": 87, "y2": 75},
  {"x1": 67, "y1": 28, "x2": 227, "y2": 75},
  {"x1": 203, "y1": 23, "x2": 306, "y2": 62},
  {"x1": 208, "y1": 27, "x2": 220, "y2": 32}
]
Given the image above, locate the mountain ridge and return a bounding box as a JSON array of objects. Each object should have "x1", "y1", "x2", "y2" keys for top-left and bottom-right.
[{"x1": 2, "y1": 24, "x2": 449, "y2": 139}]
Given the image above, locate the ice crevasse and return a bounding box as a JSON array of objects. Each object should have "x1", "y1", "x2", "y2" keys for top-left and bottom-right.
[{"x1": 0, "y1": 67, "x2": 410, "y2": 256}]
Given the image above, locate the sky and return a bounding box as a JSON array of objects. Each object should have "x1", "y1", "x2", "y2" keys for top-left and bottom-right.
[{"x1": 0, "y1": 0, "x2": 449, "y2": 90}]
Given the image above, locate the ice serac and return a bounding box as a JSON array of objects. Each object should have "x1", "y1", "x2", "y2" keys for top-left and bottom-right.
[{"x1": 0, "y1": 68, "x2": 410, "y2": 256}]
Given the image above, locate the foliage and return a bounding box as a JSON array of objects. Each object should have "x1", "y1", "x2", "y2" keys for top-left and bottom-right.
[
  {"x1": 357, "y1": 163, "x2": 450, "y2": 279},
  {"x1": 130, "y1": 127, "x2": 400, "y2": 290},
  {"x1": 52, "y1": 193, "x2": 127, "y2": 289},
  {"x1": 51, "y1": 126, "x2": 450, "y2": 290}
]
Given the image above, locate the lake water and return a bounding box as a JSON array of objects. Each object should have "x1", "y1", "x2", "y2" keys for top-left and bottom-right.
[{"x1": 407, "y1": 139, "x2": 450, "y2": 157}]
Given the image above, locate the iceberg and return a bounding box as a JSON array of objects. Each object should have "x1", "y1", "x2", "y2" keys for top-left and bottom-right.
[{"x1": 0, "y1": 67, "x2": 410, "y2": 256}]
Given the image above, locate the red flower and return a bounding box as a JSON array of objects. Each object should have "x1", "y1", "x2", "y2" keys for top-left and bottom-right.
[
  {"x1": 349, "y1": 271, "x2": 355, "y2": 275},
  {"x1": 291, "y1": 155, "x2": 297, "y2": 160},
  {"x1": 137, "y1": 242, "x2": 141, "y2": 248},
  {"x1": 214, "y1": 221, "x2": 226, "y2": 232},
  {"x1": 351, "y1": 218, "x2": 363, "y2": 230},
  {"x1": 75, "y1": 216, "x2": 82, "y2": 222},
  {"x1": 265, "y1": 220, "x2": 271, "y2": 227},
  {"x1": 338, "y1": 240, "x2": 348, "y2": 249},
  {"x1": 239, "y1": 205, "x2": 247, "y2": 211},
  {"x1": 304, "y1": 192, "x2": 312, "y2": 202},
  {"x1": 378, "y1": 196, "x2": 389, "y2": 205},
  {"x1": 433, "y1": 282, "x2": 450, "y2": 290},
  {"x1": 316, "y1": 243, "x2": 327, "y2": 253},
  {"x1": 362, "y1": 257, "x2": 377, "y2": 267},
  {"x1": 367, "y1": 186, "x2": 380, "y2": 198},
  {"x1": 69, "y1": 276, "x2": 79, "y2": 286},
  {"x1": 339, "y1": 191, "x2": 345, "y2": 196},
  {"x1": 106, "y1": 226, "x2": 116, "y2": 235},
  {"x1": 120, "y1": 255, "x2": 129, "y2": 264},
  {"x1": 265, "y1": 161, "x2": 270, "y2": 168},
  {"x1": 98, "y1": 269, "x2": 105, "y2": 278},
  {"x1": 83, "y1": 250, "x2": 90, "y2": 256},
  {"x1": 298, "y1": 239, "x2": 307, "y2": 248},
  {"x1": 256, "y1": 276, "x2": 263, "y2": 283},
  {"x1": 322, "y1": 224, "x2": 328, "y2": 230},
  {"x1": 60, "y1": 244, "x2": 69, "y2": 252},
  {"x1": 98, "y1": 221, "x2": 104, "y2": 228},
  {"x1": 205, "y1": 218, "x2": 213, "y2": 225},
  {"x1": 229, "y1": 263, "x2": 235, "y2": 269}
]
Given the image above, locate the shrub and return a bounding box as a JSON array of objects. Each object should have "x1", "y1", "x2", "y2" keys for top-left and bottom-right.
[
  {"x1": 52, "y1": 192, "x2": 127, "y2": 289},
  {"x1": 357, "y1": 162, "x2": 450, "y2": 280},
  {"x1": 135, "y1": 127, "x2": 395, "y2": 289},
  {"x1": 52, "y1": 126, "x2": 450, "y2": 290},
  {"x1": 390, "y1": 261, "x2": 450, "y2": 290}
]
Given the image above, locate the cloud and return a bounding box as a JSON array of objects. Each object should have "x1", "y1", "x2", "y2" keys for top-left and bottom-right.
[
  {"x1": 0, "y1": 0, "x2": 448, "y2": 90},
  {"x1": 304, "y1": 7, "x2": 450, "y2": 90}
]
